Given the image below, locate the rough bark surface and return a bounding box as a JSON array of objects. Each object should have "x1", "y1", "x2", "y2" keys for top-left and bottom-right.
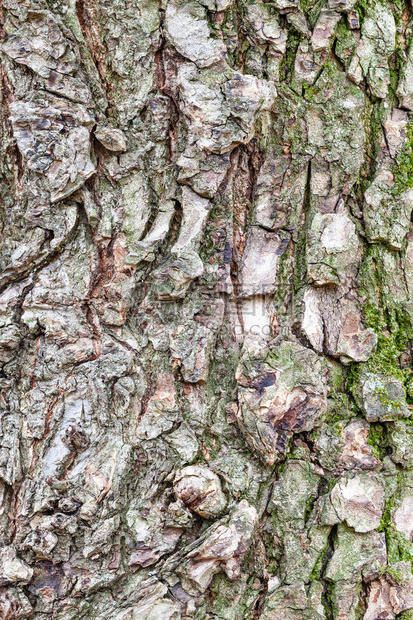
[{"x1": 1, "y1": 0, "x2": 413, "y2": 618}]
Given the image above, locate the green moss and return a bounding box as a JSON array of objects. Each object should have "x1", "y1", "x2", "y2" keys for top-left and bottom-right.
[
  {"x1": 354, "y1": 0, "x2": 406, "y2": 24},
  {"x1": 347, "y1": 242, "x2": 413, "y2": 451},
  {"x1": 302, "y1": 82, "x2": 316, "y2": 103},
  {"x1": 379, "y1": 495, "x2": 413, "y2": 567},
  {"x1": 291, "y1": 162, "x2": 311, "y2": 294},
  {"x1": 349, "y1": 244, "x2": 413, "y2": 395},
  {"x1": 367, "y1": 423, "x2": 387, "y2": 459},
  {"x1": 346, "y1": 301, "x2": 413, "y2": 417},
  {"x1": 309, "y1": 537, "x2": 330, "y2": 580},
  {"x1": 377, "y1": 384, "x2": 405, "y2": 409},
  {"x1": 333, "y1": 20, "x2": 358, "y2": 70},
  {"x1": 389, "y1": 529, "x2": 413, "y2": 565},
  {"x1": 357, "y1": 101, "x2": 387, "y2": 195},
  {"x1": 322, "y1": 362, "x2": 358, "y2": 424},
  {"x1": 362, "y1": 302, "x2": 412, "y2": 379},
  {"x1": 353, "y1": 0, "x2": 372, "y2": 28},
  {"x1": 325, "y1": 391, "x2": 356, "y2": 424},
  {"x1": 383, "y1": 563, "x2": 410, "y2": 585},
  {"x1": 392, "y1": 122, "x2": 413, "y2": 193},
  {"x1": 279, "y1": 28, "x2": 301, "y2": 84},
  {"x1": 299, "y1": 0, "x2": 324, "y2": 29}
]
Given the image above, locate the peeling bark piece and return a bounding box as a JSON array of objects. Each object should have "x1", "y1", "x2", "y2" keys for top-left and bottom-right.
[
  {"x1": 334, "y1": 299, "x2": 377, "y2": 364},
  {"x1": 316, "y1": 472, "x2": 384, "y2": 532},
  {"x1": 152, "y1": 251, "x2": 204, "y2": 300},
  {"x1": 305, "y1": 70, "x2": 366, "y2": 211},
  {"x1": 260, "y1": 581, "x2": 325, "y2": 620},
  {"x1": 0, "y1": 324, "x2": 22, "y2": 363},
  {"x1": 325, "y1": 525, "x2": 387, "y2": 582},
  {"x1": 0, "y1": 547, "x2": 33, "y2": 586},
  {"x1": 253, "y1": 150, "x2": 309, "y2": 230},
  {"x1": 397, "y1": 43, "x2": 413, "y2": 110},
  {"x1": 21, "y1": 529, "x2": 58, "y2": 561},
  {"x1": 127, "y1": 503, "x2": 185, "y2": 569},
  {"x1": 301, "y1": 289, "x2": 329, "y2": 353},
  {"x1": 170, "y1": 500, "x2": 258, "y2": 595},
  {"x1": 294, "y1": 44, "x2": 319, "y2": 85},
  {"x1": 364, "y1": 174, "x2": 413, "y2": 251},
  {"x1": 94, "y1": 125, "x2": 127, "y2": 152},
  {"x1": 134, "y1": 200, "x2": 176, "y2": 262},
  {"x1": 403, "y1": 232, "x2": 413, "y2": 299},
  {"x1": 365, "y1": 563, "x2": 413, "y2": 619},
  {"x1": 177, "y1": 63, "x2": 276, "y2": 156},
  {"x1": 1, "y1": 12, "x2": 92, "y2": 104},
  {"x1": 356, "y1": 371, "x2": 411, "y2": 423},
  {"x1": 306, "y1": 212, "x2": 361, "y2": 286},
  {"x1": 72, "y1": 440, "x2": 134, "y2": 521},
  {"x1": 0, "y1": 587, "x2": 32, "y2": 619},
  {"x1": 177, "y1": 152, "x2": 231, "y2": 198},
  {"x1": 235, "y1": 341, "x2": 327, "y2": 465},
  {"x1": 165, "y1": 0, "x2": 226, "y2": 68},
  {"x1": 386, "y1": 420, "x2": 413, "y2": 468},
  {"x1": 199, "y1": 0, "x2": 233, "y2": 9},
  {"x1": 313, "y1": 420, "x2": 380, "y2": 473},
  {"x1": 287, "y1": 11, "x2": 309, "y2": 35},
  {"x1": 383, "y1": 108, "x2": 409, "y2": 158},
  {"x1": 294, "y1": 9, "x2": 342, "y2": 87},
  {"x1": 102, "y1": 149, "x2": 148, "y2": 180},
  {"x1": 280, "y1": 524, "x2": 331, "y2": 585},
  {"x1": 243, "y1": 3, "x2": 287, "y2": 81},
  {"x1": 111, "y1": 578, "x2": 181, "y2": 620},
  {"x1": 0, "y1": 411, "x2": 22, "y2": 486},
  {"x1": 9, "y1": 96, "x2": 95, "y2": 203},
  {"x1": 311, "y1": 10, "x2": 341, "y2": 53},
  {"x1": 329, "y1": 581, "x2": 361, "y2": 620},
  {"x1": 239, "y1": 227, "x2": 289, "y2": 296},
  {"x1": 270, "y1": 459, "x2": 319, "y2": 524},
  {"x1": 83, "y1": 516, "x2": 119, "y2": 559},
  {"x1": 0, "y1": 280, "x2": 29, "y2": 364},
  {"x1": 172, "y1": 187, "x2": 211, "y2": 255},
  {"x1": 166, "y1": 426, "x2": 199, "y2": 464},
  {"x1": 348, "y1": 10, "x2": 359, "y2": 29},
  {"x1": 152, "y1": 188, "x2": 210, "y2": 299},
  {"x1": 274, "y1": 0, "x2": 300, "y2": 12},
  {"x1": 347, "y1": 52, "x2": 363, "y2": 84},
  {"x1": 173, "y1": 466, "x2": 227, "y2": 518},
  {"x1": 1, "y1": 204, "x2": 79, "y2": 290},
  {"x1": 268, "y1": 453, "x2": 329, "y2": 584},
  {"x1": 363, "y1": 108, "x2": 413, "y2": 250},
  {"x1": 245, "y1": 4, "x2": 287, "y2": 53},
  {"x1": 393, "y1": 495, "x2": 413, "y2": 540},
  {"x1": 335, "y1": 319, "x2": 377, "y2": 364},
  {"x1": 86, "y1": 0, "x2": 160, "y2": 122},
  {"x1": 240, "y1": 295, "x2": 276, "y2": 348},
  {"x1": 136, "y1": 373, "x2": 177, "y2": 440},
  {"x1": 328, "y1": 0, "x2": 357, "y2": 11},
  {"x1": 40, "y1": 399, "x2": 92, "y2": 480},
  {"x1": 301, "y1": 288, "x2": 377, "y2": 362},
  {"x1": 170, "y1": 322, "x2": 214, "y2": 383},
  {"x1": 349, "y1": 3, "x2": 396, "y2": 98},
  {"x1": 121, "y1": 171, "x2": 151, "y2": 248},
  {"x1": 222, "y1": 74, "x2": 276, "y2": 144}
]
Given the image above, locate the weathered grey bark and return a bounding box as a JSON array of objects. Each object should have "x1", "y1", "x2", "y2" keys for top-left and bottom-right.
[{"x1": 1, "y1": 0, "x2": 413, "y2": 617}]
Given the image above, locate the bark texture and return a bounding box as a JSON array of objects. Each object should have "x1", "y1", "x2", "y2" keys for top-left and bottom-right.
[{"x1": 1, "y1": 0, "x2": 413, "y2": 618}]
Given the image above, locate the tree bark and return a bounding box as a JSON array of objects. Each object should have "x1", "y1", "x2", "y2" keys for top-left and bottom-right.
[{"x1": 1, "y1": 0, "x2": 413, "y2": 618}]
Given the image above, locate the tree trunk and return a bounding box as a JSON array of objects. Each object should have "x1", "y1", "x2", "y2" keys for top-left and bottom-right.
[{"x1": 1, "y1": 0, "x2": 413, "y2": 618}]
